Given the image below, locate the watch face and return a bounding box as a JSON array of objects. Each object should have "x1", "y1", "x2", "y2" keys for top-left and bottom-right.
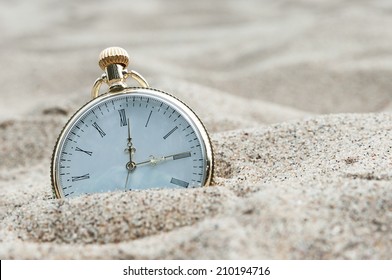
[{"x1": 52, "y1": 88, "x2": 212, "y2": 198}]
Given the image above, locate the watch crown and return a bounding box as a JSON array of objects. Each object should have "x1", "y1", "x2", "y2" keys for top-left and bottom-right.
[{"x1": 98, "y1": 47, "x2": 130, "y2": 70}]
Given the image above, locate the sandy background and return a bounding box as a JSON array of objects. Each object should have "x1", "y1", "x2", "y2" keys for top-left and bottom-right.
[{"x1": 1, "y1": 0, "x2": 392, "y2": 259}]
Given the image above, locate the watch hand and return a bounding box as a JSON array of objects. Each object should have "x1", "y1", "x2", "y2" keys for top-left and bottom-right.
[
  {"x1": 124, "y1": 118, "x2": 136, "y2": 190},
  {"x1": 136, "y1": 156, "x2": 165, "y2": 167},
  {"x1": 124, "y1": 169, "x2": 131, "y2": 190},
  {"x1": 136, "y1": 151, "x2": 191, "y2": 167},
  {"x1": 125, "y1": 118, "x2": 136, "y2": 171}
]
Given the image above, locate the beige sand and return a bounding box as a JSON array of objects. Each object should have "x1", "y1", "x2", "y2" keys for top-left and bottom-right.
[{"x1": 1, "y1": 0, "x2": 392, "y2": 259}]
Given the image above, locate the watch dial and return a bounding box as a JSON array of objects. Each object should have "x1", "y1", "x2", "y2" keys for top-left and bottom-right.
[{"x1": 55, "y1": 90, "x2": 209, "y2": 197}]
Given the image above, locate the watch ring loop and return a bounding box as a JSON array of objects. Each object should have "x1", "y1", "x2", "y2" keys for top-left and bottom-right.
[{"x1": 91, "y1": 70, "x2": 149, "y2": 99}]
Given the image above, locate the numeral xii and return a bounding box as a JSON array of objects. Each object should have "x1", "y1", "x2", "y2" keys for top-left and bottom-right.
[{"x1": 118, "y1": 109, "x2": 127, "y2": 127}]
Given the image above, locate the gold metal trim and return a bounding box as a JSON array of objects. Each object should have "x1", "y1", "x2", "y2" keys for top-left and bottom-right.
[
  {"x1": 51, "y1": 87, "x2": 214, "y2": 198},
  {"x1": 125, "y1": 70, "x2": 149, "y2": 88},
  {"x1": 91, "y1": 70, "x2": 149, "y2": 99},
  {"x1": 91, "y1": 75, "x2": 106, "y2": 99}
]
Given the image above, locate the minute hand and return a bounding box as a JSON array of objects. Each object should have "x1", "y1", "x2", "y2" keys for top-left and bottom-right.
[{"x1": 136, "y1": 151, "x2": 191, "y2": 167}]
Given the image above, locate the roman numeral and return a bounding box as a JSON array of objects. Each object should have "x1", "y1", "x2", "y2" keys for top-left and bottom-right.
[
  {"x1": 145, "y1": 110, "x2": 153, "y2": 127},
  {"x1": 72, "y1": 173, "x2": 90, "y2": 182},
  {"x1": 163, "y1": 126, "x2": 178, "y2": 140},
  {"x1": 173, "y1": 152, "x2": 191, "y2": 160},
  {"x1": 170, "y1": 177, "x2": 189, "y2": 188},
  {"x1": 75, "y1": 147, "x2": 93, "y2": 156},
  {"x1": 118, "y1": 109, "x2": 127, "y2": 127},
  {"x1": 92, "y1": 122, "x2": 106, "y2": 137}
]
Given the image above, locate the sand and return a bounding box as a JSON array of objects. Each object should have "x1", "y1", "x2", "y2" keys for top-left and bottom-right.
[{"x1": 1, "y1": 0, "x2": 392, "y2": 259}]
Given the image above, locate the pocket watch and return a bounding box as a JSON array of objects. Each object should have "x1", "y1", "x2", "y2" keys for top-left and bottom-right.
[{"x1": 51, "y1": 47, "x2": 213, "y2": 198}]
